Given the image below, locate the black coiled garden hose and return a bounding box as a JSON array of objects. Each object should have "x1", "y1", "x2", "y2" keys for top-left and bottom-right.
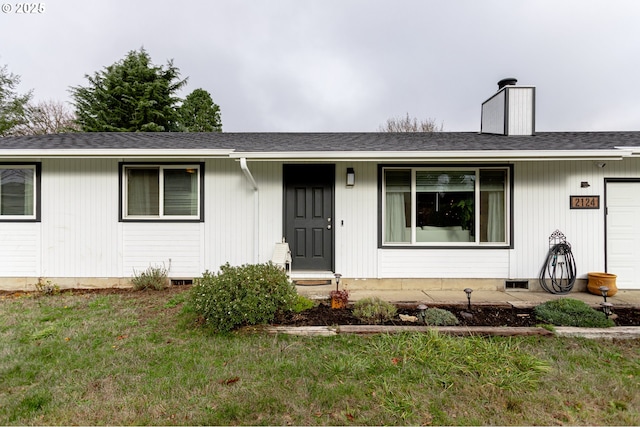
[{"x1": 538, "y1": 242, "x2": 577, "y2": 294}]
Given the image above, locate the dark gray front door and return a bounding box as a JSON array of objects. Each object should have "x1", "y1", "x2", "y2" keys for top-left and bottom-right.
[{"x1": 283, "y1": 164, "x2": 334, "y2": 271}]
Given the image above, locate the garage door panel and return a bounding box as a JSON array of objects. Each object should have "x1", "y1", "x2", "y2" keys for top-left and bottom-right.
[{"x1": 607, "y1": 182, "x2": 640, "y2": 290}]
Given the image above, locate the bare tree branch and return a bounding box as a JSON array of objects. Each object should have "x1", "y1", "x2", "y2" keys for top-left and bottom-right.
[
  {"x1": 10, "y1": 100, "x2": 80, "y2": 135},
  {"x1": 379, "y1": 113, "x2": 443, "y2": 132}
]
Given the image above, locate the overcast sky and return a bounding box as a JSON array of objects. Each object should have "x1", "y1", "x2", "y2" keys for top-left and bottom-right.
[{"x1": 1, "y1": 0, "x2": 639, "y2": 132}]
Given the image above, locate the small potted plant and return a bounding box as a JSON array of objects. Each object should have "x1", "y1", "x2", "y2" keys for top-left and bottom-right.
[{"x1": 330, "y1": 273, "x2": 349, "y2": 309}]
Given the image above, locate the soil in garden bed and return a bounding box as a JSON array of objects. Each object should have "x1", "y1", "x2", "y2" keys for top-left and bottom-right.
[
  {"x1": 272, "y1": 302, "x2": 640, "y2": 327},
  {"x1": 3, "y1": 286, "x2": 639, "y2": 327}
]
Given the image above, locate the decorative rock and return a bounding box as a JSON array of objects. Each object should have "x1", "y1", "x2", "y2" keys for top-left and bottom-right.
[
  {"x1": 460, "y1": 311, "x2": 474, "y2": 320},
  {"x1": 399, "y1": 314, "x2": 418, "y2": 323}
]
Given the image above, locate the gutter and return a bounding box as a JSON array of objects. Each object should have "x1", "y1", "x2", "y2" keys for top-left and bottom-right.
[
  {"x1": 240, "y1": 158, "x2": 260, "y2": 263},
  {"x1": 0, "y1": 149, "x2": 234, "y2": 159},
  {"x1": 229, "y1": 149, "x2": 630, "y2": 162},
  {"x1": 240, "y1": 157, "x2": 259, "y2": 190}
]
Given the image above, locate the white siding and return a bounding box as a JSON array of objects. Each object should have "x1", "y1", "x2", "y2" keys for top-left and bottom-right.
[
  {"x1": 481, "y1": 90, "x2": 506, "y2": 134},
  {"x1": 378, "y1": 249, "x2": 509, "y2": 278},
  {"x1": 506, "y1": 87, "x2": 535, "y2": 135},
  {"x1": 0, "y1": 223, "x2": 40, "y2": 275},
  {"x1": 40, "y1": 158, "x2": 120, "y2": 277},
  {"x1": 204, "y1": 159, "x2": 285, "y2": 270},
  {"x1": 1, "y1": 155, "x2": 638, "y2": 288},
  {"x1": 122, "y1": 223, "x2": 203, "y2": 277},
  {"x1": 334, "y1": 162, "x2": 378, "y2": 278},
  {"x1": 511, "y1": 158, "x2": 640, "y2": 281},
  {"x1": 481, "y1": 87, "x2": 534, "y2": 136}
]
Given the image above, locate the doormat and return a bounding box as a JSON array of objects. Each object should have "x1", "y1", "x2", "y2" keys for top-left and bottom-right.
[{"x1": 294, "y1": 280, "x2": 332, "y2": 286}]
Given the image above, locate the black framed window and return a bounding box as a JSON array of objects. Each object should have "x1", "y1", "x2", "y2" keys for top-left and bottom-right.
[
  {"x1": 381, "y1": 165, "x2": 511, "y2": 247},
  {"x1": 0, "y1": 164, "x2": 40, "y2": 221},
  {"x1": 120, "y1": 163, "x2": 204, "y2": 221}
]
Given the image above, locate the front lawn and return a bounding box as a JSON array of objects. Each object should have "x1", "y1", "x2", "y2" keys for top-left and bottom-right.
[{"x1": 1, "y1": 288, "x2": 638, "y2": 425}]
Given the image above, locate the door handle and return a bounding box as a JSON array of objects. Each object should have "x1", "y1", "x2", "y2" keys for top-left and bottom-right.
[{"x1": 327, "y1": 224, "x2": 332, "y2": 230}]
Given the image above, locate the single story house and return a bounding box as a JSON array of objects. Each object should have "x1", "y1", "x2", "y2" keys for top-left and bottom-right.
[{"x1": 1, "y1": 80, "x2": 639, "y2": 292}]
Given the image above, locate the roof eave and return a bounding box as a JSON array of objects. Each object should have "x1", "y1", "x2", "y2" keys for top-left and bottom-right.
[
  {"x1": 230, "y1": 150, "x2": 629, "y2": 162},
  {"x1": 0, "y1": 149, "x2": 234, "y2": 159}
]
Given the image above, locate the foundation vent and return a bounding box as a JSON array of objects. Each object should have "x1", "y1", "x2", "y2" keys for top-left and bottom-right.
[{"x1": 505, "y1": 280, "x2": 529, "y2": 290}]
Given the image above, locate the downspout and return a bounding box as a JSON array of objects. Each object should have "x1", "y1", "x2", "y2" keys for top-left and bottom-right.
[{"x1": 240, "y1": 158, "x2": 260, "y2": 263}]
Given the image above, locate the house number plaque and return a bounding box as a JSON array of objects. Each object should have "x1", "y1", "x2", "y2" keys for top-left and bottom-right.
[{"x1": 570, "y1": 195, "x2": 600, "y2": 209}]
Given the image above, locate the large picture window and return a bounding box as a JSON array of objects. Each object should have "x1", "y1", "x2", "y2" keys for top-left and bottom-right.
[
  {"x1": 0, "y1": 164, "x2": 39, "y2": 221},
  {"x1": 382, "y1": 166, "x2": 510, "y2": 246},
  {"x1": 121, "y1": 163, "x2": 203, "y2": 221}
]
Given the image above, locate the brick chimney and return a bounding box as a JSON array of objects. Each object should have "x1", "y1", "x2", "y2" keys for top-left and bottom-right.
[{"x1": 481, "y1": 78, "x2": 535, "y2": 136}]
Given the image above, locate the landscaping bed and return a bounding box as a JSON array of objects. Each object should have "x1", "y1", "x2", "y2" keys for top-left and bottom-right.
[
  {"x1": 3, "y1": 286, "x2": 639, "y2": 327},
  {"x1": 274, "y1": 300, "x2": 640, "y2": 327}
]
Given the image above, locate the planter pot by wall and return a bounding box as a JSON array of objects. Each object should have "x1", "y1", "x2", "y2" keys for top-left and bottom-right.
[{"x1": 587, "y1": 272, "x2": 618, "y2": 296}]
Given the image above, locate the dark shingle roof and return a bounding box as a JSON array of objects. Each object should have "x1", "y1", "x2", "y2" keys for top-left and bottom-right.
[{"x1": 1, "y1": 131, "x2": 640, "y2": 152}]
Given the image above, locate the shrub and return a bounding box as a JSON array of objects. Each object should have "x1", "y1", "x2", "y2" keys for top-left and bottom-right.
[
  {"x1": 34, "y1": 278, "x2": 60, "y2": 296},
  {"x1": 292, "y1": 294, "x2": 316, "y2": 313},
  {"x1": 353, "y1": 297, "x2": 397, "y2": 324},
  {"x1": 132, "y1": 264, "x2": 169, "y2": 290},
  {"x1": 190, "y1": 262, "x2": 298, "y2": 332},
  {"x1": 534, "y1": 298, "x2": 615, "y2": 328},
  {"x1": 422, "y1": 308, "x2": 459, "y2": 326}
]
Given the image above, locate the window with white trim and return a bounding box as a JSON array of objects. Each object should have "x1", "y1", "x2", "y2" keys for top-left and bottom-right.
[
  {"x1": 121, "y1": 164, "x2": 203, "y2": 221},
  {"x1": 0, "y1": 165, "x2": 39, "y2": 221},
  {"x1": 382, "y1": 166, "x2": 510, "y2": 246}
]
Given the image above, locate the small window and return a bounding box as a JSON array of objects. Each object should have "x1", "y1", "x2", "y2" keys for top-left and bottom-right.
[
  {"x1": 121, "y1": 163, "x2": 203, "y2": 221},
  {"x1": 0, "y1": 164, "x2": 39, "y2": 221},
  {"x1": 382, "y1": 166, "x2": 510, "y2": 247}
]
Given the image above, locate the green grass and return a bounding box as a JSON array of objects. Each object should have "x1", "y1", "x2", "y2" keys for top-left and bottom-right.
[{"x1": 1, "y1": 289, "x2": 639, "y2": 425}]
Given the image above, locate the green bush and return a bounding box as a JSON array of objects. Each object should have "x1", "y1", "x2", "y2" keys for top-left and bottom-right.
[
  {"x1": 190, "y1": 262, "x2": 298, "y2": 332},
  {"x1": 132, "y1": 264, "x2": 169, "y2": 290},
  {"x1": 292, "y1": 294, "x2": 316, "y2": 313},
  {"x1": 422, "y1": 308, "x2": 459, "y2": 326},
  {"x1": 353, "y1": 297, "x2": 397, "y2": 324},
  {"x1": 534, "y1": 298, "x2": 615, "y2": 328}
]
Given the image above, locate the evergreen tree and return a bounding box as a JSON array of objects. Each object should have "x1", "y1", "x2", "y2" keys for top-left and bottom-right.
[
  {"x1": 0, "y1": 64, "x2": 32, "y2": 136},
  {"x1": 70, "y1": 48, "x2": 187, "y2": 132},
  {"x1": 178, "y1": 88, "x2": 222, "y2": 132}
]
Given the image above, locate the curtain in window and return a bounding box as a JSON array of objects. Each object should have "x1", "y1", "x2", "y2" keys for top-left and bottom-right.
[
  {"x1": 480, "y1": 170, "x2": 506, "y2": 242},
  {"x1": 486, "y1": 192, "x2": 505, "y2": 242},
  {"x1": 385, "y1": 193, "x2": 408, "y2": 242},
  {"x1": 127, "y1": 168, "x2": 159, "y2": 216},
  {"x1": 0, "y1": 168, "x2": 34, "y2": 216},
  {"x1": 164, "y1": 169, "x2": 198, "y2": 216},
  {"x1": 385, "y1": 170, "x2": 410, "y2": 243}
]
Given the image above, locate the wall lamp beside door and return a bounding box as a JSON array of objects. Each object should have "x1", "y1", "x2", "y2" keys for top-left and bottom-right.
[{"x1": 346, "y1": 168, "x2": 355, "y2": 187}]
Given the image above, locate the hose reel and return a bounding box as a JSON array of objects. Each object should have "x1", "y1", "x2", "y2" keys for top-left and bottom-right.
[{"x1": 538, "y1": 230, "x2": 577, "y2": 294}]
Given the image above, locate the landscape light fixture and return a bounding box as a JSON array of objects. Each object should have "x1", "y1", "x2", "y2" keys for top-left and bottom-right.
[
  {"x1": 601, "y1": 302, "x2": 613, "y2": 318},
  {"x1": 599, "y1": 286, "x2": 609, "y2": 303},
  {"x1": 464, "y1": 288, "x2": 473, "y2": 311},
  {"x1": 346, "y1": 168, "x2": 355, "y2": 187},
  {"x1": 416, "y1": 304, "x2": 428, "y2": 324},
  {"x1": 334, "y1": 273, "x2": 342, "y2": 291}
]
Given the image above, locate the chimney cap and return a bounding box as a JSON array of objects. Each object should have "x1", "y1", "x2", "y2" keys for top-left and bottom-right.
[{"x1": 498, "y1": 77, "x2": 517, "y2": 90}]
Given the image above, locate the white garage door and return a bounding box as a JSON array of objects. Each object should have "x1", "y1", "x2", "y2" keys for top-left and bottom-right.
[{"x1": 606, "y1": 181, "x2": 640, "y2": 289}]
